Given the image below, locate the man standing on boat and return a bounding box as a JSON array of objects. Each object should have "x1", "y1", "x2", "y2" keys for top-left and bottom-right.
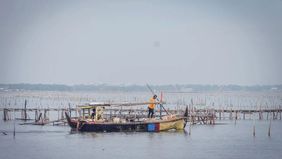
[
  {"x1": 148, "y1": 95, "x2": 157, "y2": 118},
  {"x1": 91, "y1": 108, "x2": 96, "y2": 120}
]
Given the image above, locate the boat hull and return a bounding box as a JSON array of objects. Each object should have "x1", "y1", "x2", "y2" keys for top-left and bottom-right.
[
  {"x1": 79, "y1": 119, "x2": 184, "y2": 132},
  {"x1": 65, "y1": 113, "x2": 185, "y2": 132}
]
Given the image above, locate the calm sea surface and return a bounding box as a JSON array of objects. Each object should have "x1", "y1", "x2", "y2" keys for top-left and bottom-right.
[
  {"x1": 1, "y1": 91, "x2": 282, "y2": 159},
  {"x1": 1, "y1": 120, "x2": 282, "y2": 159}
]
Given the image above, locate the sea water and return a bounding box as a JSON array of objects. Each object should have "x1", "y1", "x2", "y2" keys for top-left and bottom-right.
[
  {"x1": 1, "y1": 91, "x2": 282, "y2": 159},
  {"x1": 1, "y1": 120, "x2": 282, "y2": 159}
]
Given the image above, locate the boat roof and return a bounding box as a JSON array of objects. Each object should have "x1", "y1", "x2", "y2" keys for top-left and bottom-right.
[{"x1": 78, "y1": 101, "x2": 165, "y2": 109}]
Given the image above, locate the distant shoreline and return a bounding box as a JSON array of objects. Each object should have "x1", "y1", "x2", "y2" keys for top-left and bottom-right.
[{"x1": 0, "y1": 83, "x2": 281, "y2": 92}]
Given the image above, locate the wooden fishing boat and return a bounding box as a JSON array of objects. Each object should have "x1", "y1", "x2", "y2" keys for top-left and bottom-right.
[{"x1": 65, "y1": 102, "x2": 188, "y2": 132}]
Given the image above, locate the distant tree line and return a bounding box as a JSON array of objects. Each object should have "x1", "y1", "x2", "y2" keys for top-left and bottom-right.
[{"x1": 0, "y1": 83, "x2": 281, "y2": 92}]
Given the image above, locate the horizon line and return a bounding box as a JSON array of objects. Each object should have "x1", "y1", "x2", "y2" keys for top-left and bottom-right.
[{"x1": 1, "y1": 83, "x2": 282, "y2": 87}]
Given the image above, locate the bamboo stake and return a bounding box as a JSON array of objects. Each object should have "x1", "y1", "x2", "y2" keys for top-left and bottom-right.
[
  {"x1": 3, "y1": 108, "x2": 7, "y2": 121},
  {"x1": 253, "y1": 114, "x2": 256, "y2": 137},
  {"x1": 189, "y1": 114, "x2": 192, "y2": 135},
  {"x1": 13, "y1": 110, "x2": 16, "y2": 139},
  {"x1": 68, "y1": 103, "x2": 71, "y2": 118},
  {"x1": 24, "y1": 99, "x2": 27, "y2": 121},
  {"x1": 268, "y1": 119, "x2": 271, "y2": 137}
]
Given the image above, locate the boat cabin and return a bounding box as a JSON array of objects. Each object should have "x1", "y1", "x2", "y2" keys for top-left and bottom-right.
[{"x1": 78, "y1": 102, "x2": 110, "y2": 120}]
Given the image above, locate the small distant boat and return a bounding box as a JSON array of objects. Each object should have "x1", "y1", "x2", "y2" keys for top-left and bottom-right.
[{"x1": 65, "y1": 102, "x2": 188, "y2": 132}]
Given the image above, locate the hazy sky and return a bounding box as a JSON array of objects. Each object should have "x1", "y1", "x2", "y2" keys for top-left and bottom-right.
[{"x1": 0, "y1": 0, "x2": 282, "y2": 85}]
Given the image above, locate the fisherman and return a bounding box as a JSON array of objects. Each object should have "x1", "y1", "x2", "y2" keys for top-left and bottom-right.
[
  {"x1": 91, "y1": 107, "x2": 96, "y2": 119},
  {"x1": 148, "y1": 95, "x2": 157, "y2": 118}
]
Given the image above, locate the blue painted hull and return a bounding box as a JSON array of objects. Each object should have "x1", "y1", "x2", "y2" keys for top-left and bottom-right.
[
  {"x1": 79, "y1": 122, "x2": 148, "y2": 132},
  {"x1": 65, "y1": 112, "x2": 185, "y2": 132}
]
